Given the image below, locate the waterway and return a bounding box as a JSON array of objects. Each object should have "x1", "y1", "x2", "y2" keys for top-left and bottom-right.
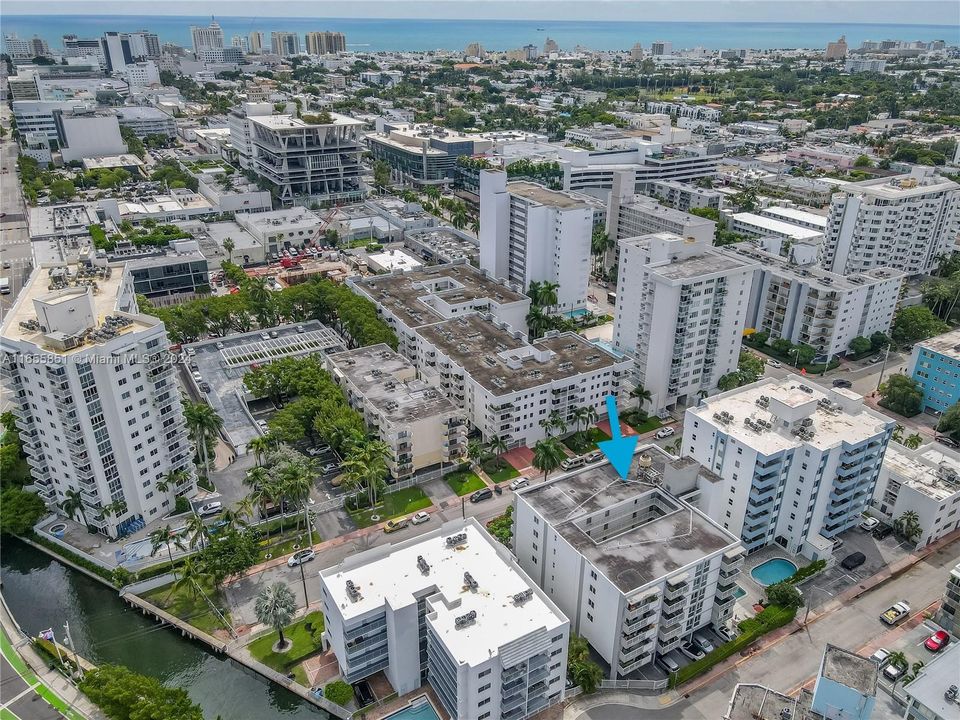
[{"x1": 1, "y1": 537, "x2": 326, "y2": 720}]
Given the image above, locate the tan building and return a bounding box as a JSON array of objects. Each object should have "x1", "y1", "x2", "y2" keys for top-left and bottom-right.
[
  {"x1": 326, "y1": 344, "x2": 466, "y2": 478},
  {"x1": 305, "y1": 31, "x2": 346, "y2": 55},
  {"x1": 825, "y1": 36, "x2": 848, "y2": 60}
]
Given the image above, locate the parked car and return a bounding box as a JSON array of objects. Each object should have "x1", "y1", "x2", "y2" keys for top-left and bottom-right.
[
  {"x1": 560, "y1": 456, "x2": 585, "y2": 471},
  {"x1": 259, "y1": 332, "x2": 270, "y2": 341},
  {"x1": 287, "y1": 549, "x2": 315, "y2": 567},
  {"x1": 584, "y1": 450, "x2": 603, "y2": 464},
  {"x1": 715, "y1": 625, "x2": 735, "y2": 643},
  {"x1": 216, "y1": 341, "x2": 225, "y2": 350},
  {"x1": 767, "y1": 359, "x2": 782, "y2": 368},
  {"x1": 191, "y1": 371, "x2": 203, "y2": 382},
  {"x1": 880, "y1": 601, "x2": 911, "y2": 625},
  {"x1": 384, "y1": 517, "x2": 409, "y2": 533},
  {"x1": 655, "y1": 427, "x2": 675, "y2": 439},
  {"x1": 199, "y1": 382, "x2": 211, "y2": 393},
  {"x1": 869, "y1": 648, "x2": 890, "y2": 667},
  {"x1": 257, "y1": 419, "x2": 269, "y2": 432},
  {"x1": 320, "y1": 463, "x2": 340, "y2": 475},
  {"x1": 510, "y1": 477, "x2": 530, "y2": 491},
  {"x1": 270, "y1": 330, "x2": 279, "y2": 338},
  {"x1": 883, "y1": 662, "x2": 906, "y2": 682},
  {"x1": 198, "y1": 502, "x2": 222, "y2": 516},
  {"x1": 937, "y1": 436, "x2": 960, "y2": 449},
  {"x1": 656, "y1": 655, "x2": 680, "y2": 675},
  {"x1": 924, "y1": 630, "x2": 950, "y2": 652},
  {"x1": 185, "y1": 347, "x2": 196, "y2": 356},
  {"x1": 693, "y1": 632, "x2": 716, "y2": 653},
  {"x1": 411, "y1": 511, "x2": 430, "y2": 525},
  {"x1": 306, "y1": 446, "x2": 331, "y2": 457},
  {"x1": 859, "y1": 516, "x2": 880, "y2": 532},
  {"x1": 869, "y1": 355, "x2": 884, "y2": 364},
  {"x1": 832, "y1": 379, "x2": 853, "y2": 389},
  {"x1": 841, "y1": 551, "x2": 866, "y2": 570},
  {"x1": 873, "y1": 524, "x2": 894, "y2": 540},
  {"x1": 680, "y1": 641, "x2": 706, "y2": 661},
  {"x1": 470, "y1": 488, "x2": 493, "y2": 503},
  {"x1": 296, "y1": 325, "x2": 306, "y2": 333}
]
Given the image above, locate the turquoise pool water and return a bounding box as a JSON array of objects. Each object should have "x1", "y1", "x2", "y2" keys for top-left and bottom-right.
[
  {"x1": 750, "y1": 558, "x2": 798, "y2": 586},
  {"x1": 384, "y1": 698, "x2": 441, "y2": 720},
  {"x1": 564, "y1": 308, "x2": 590, "y2": 319},
  {"x1": 733, "y1": 585, "x2": 746, "y2": 599}
]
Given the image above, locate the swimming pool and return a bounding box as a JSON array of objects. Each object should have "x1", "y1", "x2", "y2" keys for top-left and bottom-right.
[
  {"x1": 564, "y1": 308, "x2": 590, "y2": 319},
  {"x1": 383, "y1": 697, "x2": 441, "y2": 720},
  {"x1": 733, "y1": 585, "x2": 746, "y2": 599},
  {"x1": 750, "y1": 558, "x2": 798, "y2": 586}
]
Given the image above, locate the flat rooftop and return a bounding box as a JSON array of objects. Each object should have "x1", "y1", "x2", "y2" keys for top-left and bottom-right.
[
  {"x1": 237, "y1": 207, "x2": 322, "y2": 233},
  {"x1": 881, "y1": 443, "x2": 960, "y2": 502},
  {"x1": 321, "y1": 520, "x2": 566, "y2": 667},
  {"x1": 650, "y1": 246, "x2": 753, "y2": 281},
  {"x1": 417, "y1": 314, "x2": 623, "y2": 396},
  {"x1": 732, "y1": 212, "x2": 824, "y2": 241},
  {"x1": 249, "y1": 112, "x2": 363, "y2": 130},
  {"x1": 405, "y1": 227, "x2": 479, "y2": 263},
  {"x1": 902, "y1": 644, "x2": 960, "y2": 720},
  {"x1": 726, "y1": 684, "x2": 814, "y2": 720},
  {"x1": 621, "y1": 195, "x2": 717, "y2": 227},
  {"x1": 508, "y1": 181, "x2": 587, "y2": 209},
  {"x1": 518, "y1": 445, "x2": 739, "y2": 593},
  {"x1": 117, "y1": 192, "x2": 213, "y2": 217},
  {"x1": 917, "y1": 328, "x2": 960, "y2": 361},
  {"x1": 724, "y1": 243, "x2": 904, "y2": 290},
  {"x1": 327, "y1": 344, "x2": 458, "y2": 424},
  {"x1": 0, "y1": 263, "x2": 153, "y2": 353},
  {"x1": 760, "y1": 206, "x2": 828, "y2": 229},
  {"x1": 28, "y1": 203, "x2": 101, "y2": 238},
  {"x1": 689, "y1": 375, "x2": 894, "y2": 455},
  {"x1": 820, "y1": 645, "x2": 877, "y2": 696},
  {"x1": 843, "y1": 172, "x2": 959, "y2": 200},
  {"x1": 353, "y1": 263, "x2": 526, "y2": 329}
]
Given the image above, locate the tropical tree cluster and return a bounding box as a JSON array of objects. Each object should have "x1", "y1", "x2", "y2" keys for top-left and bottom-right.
[
  {"x1": 890, "y1": 306, "x2": 949, "y2": 347},
  {"x1": 244, "y1": 444, "x2": 319, "y2": 542},
  {"x1": 567, "y1": 634, "x2": 603, "y2": 693},
  {"x1": 936, "y1": 402, "x2": 960, "y2": 444},
  {"x1": 79, "y1": 664, "x2": 204, "y2": 720},
  {"x1": 921, "y1": 271, "x2": 960, "y2": 322},
  {"x1": 138, "y1": 264, "x2": 396, "y2": 349},
  {"x1": 718, "y1": 351, "x2": 765, "y2": 391},
  {"x1": 878, "y1": 375, "x2": 924, "y2": 417},
  {"x1": 893, "y1": 510, "x2": 922, "y2": 544}
]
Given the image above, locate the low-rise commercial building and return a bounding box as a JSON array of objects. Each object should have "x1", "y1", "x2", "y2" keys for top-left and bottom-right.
[
  {"x1": 908, "y1": 329, "x2": 960, "y2": 413},
  {"x1": 725, "y1": 243, "x2": 903, "y2": 361},
  {"x1": 368, "y1": 123, "x2": 493, "y2": 186},
  {"x1": 607, "y1": 173, "x2": 716, "y2": 244},
  {"x1": 646, "y1": 179, "x2": 723, "y2": 212},
  {"x1": 234, "y1": 207, "x2": 323, "y2": 257},
  {"x1": 684, "y1": 376, "x2": 895, "y2": 556},
  {"x1": 870, "y1": 443, "x2": 960, "y2": 547},
  {"x1": 115, "y1": 106, "x2": 177, "y2": 138},
  {"x1": 405, "y1": 227, "x2": 479, "y2": 266},
  {"x1": 54, "y1": 108, "x2": 128, "y2": 163},
  {"x1": 327, "y1": 345, "x2": 465, "y2": 477},
  {"x1": 514, "y1": 447, "x2": 744, "y2": 678},
  {"x1": 320, "y1": 517, "x2": 570, "y2": 720},
  {"x1": 728, "y1": 212, "x2": 825, "y2": 246}
]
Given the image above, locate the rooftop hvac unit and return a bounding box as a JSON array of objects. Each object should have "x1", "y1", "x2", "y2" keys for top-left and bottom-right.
[{"x1": 445, "y1": 532, "x2": 467, "y2": 547}]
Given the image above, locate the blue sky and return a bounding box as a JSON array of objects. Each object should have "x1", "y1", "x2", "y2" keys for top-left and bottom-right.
[{"x1": 4, "y1": 0, "x2": 959, "y2": 24}]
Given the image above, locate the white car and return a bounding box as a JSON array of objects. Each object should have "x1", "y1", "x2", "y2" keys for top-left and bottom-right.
[
  {"x1": 767, "y1": 359, "x2": 782, "y2": 368},
  {"x1": 192, "y1": 371, "x2": 203, "y2": 382},
  {"x1": 260, "y1": 332, "x2": 270, "y2": 341},
  {"x1": 693, "y1": 632, "x2": 716, "y2": 653},
  {"x1": 655, "y1": 427, "x2": 675, "y2": 439},
  {"x1": 287, "y1": 549, "x2": 315, "y2": 567},
  {"x1": 859, "y1": 516, "x2": 880, "y2": 532},
  {"x1": 869, "y1": 648, "x2": 890, "y2": 667},
  {"x1": 411, "y1": 511, "x2": 430, "y2": 525},
  {"x1": 510, "y1": 477, "x2": 530, "y2": 491},
  {"x1": 198, "y1": 502, "x2": 222, "y2": 516}
]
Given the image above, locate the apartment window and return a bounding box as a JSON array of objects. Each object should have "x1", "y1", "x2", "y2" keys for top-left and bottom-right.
[
  {"x1": 478, "y1": 698, "x2": 490, "y2": 708},
  {"x1": 551, "y1": 634, "x2": 563, "y2": 643},
  {"x1": 587, "y1": 599, "x2": 595, "y2": 609},
  {"x1": 478, "y1": 683, "x2": 490, "y2": 692},
  {"x1": 532, "y1": 556, "x2": 538, "y2": 564},
  {"x1": 586, "y1": 613, "x2": 594, "y2": 622},
  {"x1": 590, "y1": 570, "x2": 597, "y2": 580},
  {"x1": 479, "y1": 714, "x2": 490, "y2": 720},
  {"x1": 479, "y1": 668, "x2": 491, "y2": 678}
]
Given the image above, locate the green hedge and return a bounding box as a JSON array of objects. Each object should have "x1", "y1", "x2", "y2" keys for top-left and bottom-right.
[
  {"x1": 672, "y1": 605, "x2": 796, "y2": 686},
  {"x1": 324, "y1": 679, "x2": 353, "y2": 706},
  {"x1": 787, "y1": 559, "x2": 826, "y2": 585},
  {"x1": 29, "y1": 533, "x2": 115, "y2": 585}
]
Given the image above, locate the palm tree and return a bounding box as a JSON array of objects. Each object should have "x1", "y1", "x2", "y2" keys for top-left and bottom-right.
[
  {"x1": 892, "y1": 424, "x2": 905, "y2": 443},
  {"x1": 536, "y1": 281, "x2": 559, "y2": 313},
  {"x1": 887, "y1": 651, "x2": 908, "y2": 689},
  {"x1": 630, "y1": 384, "x2": 652, "y2": 414},
  {"x1": 220, "y1": 507, "x2": 249, "y2": 532},
  {"x1": 590, "y1": 228, "x2": 614, "y2": 277},
  {"x1": 466, "y1": 440, "x2": 490, "y2": 471},
  {"x1": 157, "y1": 469, "x2": 190, "y2": 495},
  {"x1": 183, "y1": 401, "x2": 224, "y2": 479},
  {"x1": 173, "y1": 557, "x2": 212, "y2": 601},
  {"x1": 894, "y1": 510, "x2": 922, "y2": 543},
  {"x1": 234, "y1": 496, "x2": 256, "y2": 525},
  {"x1": 451, "y1": 205, "x2": 468, "y2": 230},
  {"x1": 469, "y1": 219, "x2": 480, "y2": 235},
  {"x1": 222, "y1": 237, "x2": 235, "y2": 263},
  {"x1": 60, "y1": 489, "x2": 86, "y2": 526},
  {"x1": 903, "y1": 433, "x2": 923, "y2": 450},
  {"x1": 526, "y1": 306, "x2": 550, "y2": 339},
  {"x1": 148, "y1": 525, "x2": 186, "y2": 579},
  {"x1": 184, "y1": 512, "x2": 209, "y2": 550},
  {"x1": 487, "y1": 435, "x2": 508, "y2": 470},
  {"x1": 245, "y1": 466, "x2": 269, "y2": 491},
  {"x1": 532, "y1": 438, "x2": 566, "y2": 483},
  {"x1": 278, "y1": 460, "x2": 315, "y2": 545},
  {"x1": 255, "y1": 582, "x2": 297, "y2": 650},
  {"x1": 248, "y1": 436, "x2": 271, "y2": 466}
]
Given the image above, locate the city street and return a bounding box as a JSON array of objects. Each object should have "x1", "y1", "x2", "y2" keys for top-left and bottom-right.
[{"x1": 0, "y1": 113, "x2": 32, "y2": 317}]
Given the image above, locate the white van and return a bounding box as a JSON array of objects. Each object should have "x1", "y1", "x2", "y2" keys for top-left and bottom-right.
[
  {"x1": 0, "y1": 277, "x2": 9, "y2": 294},
  {"x1": 561, "y1": 456, "x2": 585, "y2": 471}
]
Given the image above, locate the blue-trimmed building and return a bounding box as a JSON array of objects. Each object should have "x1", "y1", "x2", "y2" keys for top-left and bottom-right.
[{"x1": 908, "y1": 329, "x2": 960, "y2": 414}]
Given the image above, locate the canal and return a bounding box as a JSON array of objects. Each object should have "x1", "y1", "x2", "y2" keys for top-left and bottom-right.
[{"x1": 1, "y1": 537, "x2": 326, "y2": 719}]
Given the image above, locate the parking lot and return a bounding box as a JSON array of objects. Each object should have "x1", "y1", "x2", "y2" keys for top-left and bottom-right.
[
  {"x1": 181, "y1": 321, "x2": 345, "y2": 451},
  {"x1": 871, "y1": 618, "x2": 953, "y2": 693}
]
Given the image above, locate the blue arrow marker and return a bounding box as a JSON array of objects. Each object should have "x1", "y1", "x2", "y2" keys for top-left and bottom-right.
[{"x1": 597, "y1": 395, "x2": 638, "y2": 480}]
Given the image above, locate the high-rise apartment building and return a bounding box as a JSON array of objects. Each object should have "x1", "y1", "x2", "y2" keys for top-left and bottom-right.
[
  {"x1": 0, "y1": 263, "x2": 195, "y2": 539},
  {"x1": 191, "y1": 19, "x2": 224, "y2": 54},
  {"x1": 320, "y1": 518, "x2": 570, "y2": 720},
  {"x1": 822, "y1": 168, "x2": 960, "y2": 276},
  {"x1": 62, "y1": 35, "x2": 107, "y2": 67},
  {"x1": 683, "y1": 376, "x2": 894, "y2": 556},
  {"x1": 612, "y1": 232, "x2": 755, "y2": 415},
  {"x1": 102, "y1": 32, "x2": 157, "y2": 71},
  {"x1": 513, "y1": 447, "x2": 744, "y2": 679},
  {"x1": 543, "y1": 37, "x2": 559, "y2": 55},
  {"x1": 270, "y1": 32, "x2": 301, "y2": 57},
  {"x1": 480, "y1": 171, "x2": 600, "y2": 314},
  {"x1": 825, "y1": 35, "x2": 848, "y2": 59},
  {"x1": 650, "y1": 40, "x2": 673, "y2": 55},
  {"x1": 607, "y1": 173, "x2": 716, "y2": 244},
  {"x1": 248, "y1": 31, "x2": 264, "y2": 54},
  {"x1": 231, "y1": 35, "x2": 250, "y2": 53},
  {"x1": 305, "y1": 31, "x2": 346, "y2": 55},
  {"x1": 3, "y1": 34, "x2": 51, "y2": 59}
]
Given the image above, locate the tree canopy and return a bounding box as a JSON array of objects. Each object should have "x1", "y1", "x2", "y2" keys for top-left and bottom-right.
[{"x1": 79, "y1": 664, "x2": 204, "y2": 720}]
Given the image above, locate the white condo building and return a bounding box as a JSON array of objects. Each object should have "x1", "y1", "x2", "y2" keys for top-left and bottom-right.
[
  {"x1": 821, "y1": 168, "x2": 960, "y2": 276},
  {"x1": 348, "y1": 263, "x2": 630, "y2": 447},
  {"x1": 607, "y1": 172, "x2": 716, "y2": 244},
  {"x1": 0, "y1": 263, "x2": 195, "y2": 539},
  {"x1": 320, "y1": 518, "x2": 570, "y2": 720},
  {"x1": 871, "y1": 443, "x2": 960, "y2": 548},
  {"x1": 724, "y1": 243, "x2": 903, "y2": 361},
  {"x1": 191, "y1": 20, "x2": 224, "y2": 54},
  {"x1": 684, "y1": 376, "x2": 895, "y2": 556},
  {"x1": 480, "y1": 171, "x2": 600, "y2": 314},
  {"x1": 612, "y1": 232, "x2": 756, "y2": 415},
  {"x1": 513, "y1": 447, "x2": 745, "y2": 679}
]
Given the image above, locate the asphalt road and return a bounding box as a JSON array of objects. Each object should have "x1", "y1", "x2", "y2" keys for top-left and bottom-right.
[{"x1": 575, "y1": 539, "x2": 959, "y2": 720}]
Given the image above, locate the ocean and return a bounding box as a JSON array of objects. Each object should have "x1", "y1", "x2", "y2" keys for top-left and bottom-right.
[{"x1": 0, "y1": 15, "x2": 955, "y2": 53}]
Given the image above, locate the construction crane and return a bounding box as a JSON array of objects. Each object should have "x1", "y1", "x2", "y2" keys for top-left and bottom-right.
[{"x1": 308, "y1": 204, "x2": 342, "y2": 246}]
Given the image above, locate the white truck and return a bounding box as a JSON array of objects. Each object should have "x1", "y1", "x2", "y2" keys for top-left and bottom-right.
[
  {"x1": 880, "y1": 601, "x2": 911, "y2": 625},
  {"x1": 0, "y1": 277, "x2": 9, "y2": 295}
]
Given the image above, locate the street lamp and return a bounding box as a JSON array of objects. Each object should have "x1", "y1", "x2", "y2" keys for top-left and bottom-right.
[
  {"x1": 803, "y1": 585, "x2": 834, "y2": 626},
  {"x1": 875, "y1": 343, "x2": 893, "y2": 392}
]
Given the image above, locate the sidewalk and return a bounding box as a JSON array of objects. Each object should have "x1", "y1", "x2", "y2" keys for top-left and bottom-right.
[{"x1": 0, "y1": 598, "x2": 104, "y2": 720}]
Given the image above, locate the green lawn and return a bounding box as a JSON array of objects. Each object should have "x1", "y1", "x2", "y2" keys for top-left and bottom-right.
[
  {"x1": 625, "y1": 415, "x2": 663, "y2": 434},
  {"x1": 562, "y1": 427, "x2": 611, "y2": 454},
  {"x1": 140, "y1": 579, "x2": 231, "y2": 635},
  {"x1": 0, "y1": 629, "x2": 86, "y2": 720},
  {"x1": 446, "y1": 470, "x2": 487, "y2": 496},
  {"x1": 257, "y1": 532, "x2": 317, "y2": 563},
  {"x1": 248, "y1": 611, "x2": 324, "y2": 684},
  {"x1": 484, "y1": 461, "x2": 520, "y2": 484},
  {"x1": 347, "y1": 487, "x2": 433, "y2": 528}
]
